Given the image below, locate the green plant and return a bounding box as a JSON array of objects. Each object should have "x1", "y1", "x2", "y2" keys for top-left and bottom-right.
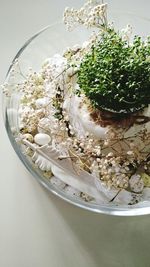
[{"x1": 77, "y1": 28, "x2": 150, "y2": 113}]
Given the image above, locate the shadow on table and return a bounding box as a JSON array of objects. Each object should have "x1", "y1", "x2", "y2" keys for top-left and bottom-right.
[{"x1": 47, "y1": 190, "x2": 150, "y2": 267}]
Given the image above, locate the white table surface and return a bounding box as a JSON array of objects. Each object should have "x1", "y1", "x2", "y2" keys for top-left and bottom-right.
[{"x1": 0, "y1": 1, "x2": 150, "y2": 266}]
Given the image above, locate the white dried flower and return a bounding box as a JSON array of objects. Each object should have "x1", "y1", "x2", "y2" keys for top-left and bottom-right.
[
  {"x1": 121, "y1": 24, "x2": 132, "y2": 42},
  {"x1": 63, "y1": 0, "x2": 107, "y2": 31}
]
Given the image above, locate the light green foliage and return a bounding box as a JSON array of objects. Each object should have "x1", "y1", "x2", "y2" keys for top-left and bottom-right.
[{"x1": 77, "y1": 28, "x2": 150, "y2": 113}]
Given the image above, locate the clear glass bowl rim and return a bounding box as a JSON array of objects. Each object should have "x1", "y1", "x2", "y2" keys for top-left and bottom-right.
[{"x1": 3, "y1": 13, "x2": 150, "y2": 216}]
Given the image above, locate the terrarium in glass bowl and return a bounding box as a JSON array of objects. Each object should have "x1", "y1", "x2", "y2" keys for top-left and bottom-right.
[{"x1": 2, "y1": 1, "x2": 150, "y2": 215}]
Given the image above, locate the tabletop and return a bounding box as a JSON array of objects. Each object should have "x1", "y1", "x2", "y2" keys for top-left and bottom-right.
[{"x1": 0, "y1": 1, "x2": 150, "y2": 266}]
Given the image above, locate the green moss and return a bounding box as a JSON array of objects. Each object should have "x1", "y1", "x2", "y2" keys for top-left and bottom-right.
[{"x1": 77, "y1": 29, "x2": 150, "y2": 113}]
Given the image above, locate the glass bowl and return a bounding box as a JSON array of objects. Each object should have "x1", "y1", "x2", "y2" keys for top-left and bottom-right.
[{"x1": 3, "y1": 12, "x2": 150, "y2": 216}]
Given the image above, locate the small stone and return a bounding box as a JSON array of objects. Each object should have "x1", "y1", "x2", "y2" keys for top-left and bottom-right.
[
  {"x1": 129, "y1": 193, "x2": 142, "y2": 205},
  {"x1": 127, "y1": 150, "x2": 134, "y2": 156},
  {"x1": 34, "y1": 133, "x2": 51, "y2": 146},
  {"x1": 107, "y1": 152, "x2": 114, "y2": 158},
  {"x1": 129, "y1": 174, "x2": 144, "y2": 193},
  {"x1": 23, "y1": 133, "x2": 34, "y2": 143},
  {"x1": 35, "y1": 97, "x2": 49, "y2": 108}
]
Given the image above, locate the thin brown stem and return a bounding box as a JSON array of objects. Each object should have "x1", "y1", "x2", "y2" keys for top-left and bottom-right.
[{"x1": 109, "y1": 189, "x2": 122, "y2": 202}]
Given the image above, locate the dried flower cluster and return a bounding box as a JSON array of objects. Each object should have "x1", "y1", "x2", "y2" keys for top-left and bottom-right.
[{"x1": 63, "y1": 0, "x2": 107, "y2": 31}]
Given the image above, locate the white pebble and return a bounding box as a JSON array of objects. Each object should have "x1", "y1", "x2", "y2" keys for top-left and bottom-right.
[
  {"x1": 34, "y1": 133, "x2": 51, "y2": 146},
  {"x1": 35, "y1": 97, "x2": 49, "y2": 108},
  {"x1": 129, "y1": 174, "x2": 144, "y2": 193}
]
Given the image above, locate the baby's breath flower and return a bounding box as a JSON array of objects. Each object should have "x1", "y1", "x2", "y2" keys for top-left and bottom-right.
[{"x1": 63, "y1": 0, "x2": 107, "y2": 31}]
